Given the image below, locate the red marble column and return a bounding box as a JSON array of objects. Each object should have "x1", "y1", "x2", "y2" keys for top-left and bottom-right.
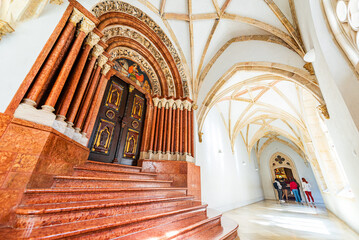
[
  {"x1": 56, "y1": 31, "x2": 100, "y2": 120},
  {"x1": 190, "y1": 110, "x2": 194, "y2": 157},
  {"x1": 179, "y1": 105, "x2": 183, "y2": 154},
  {"x1": 82, "y1": 64, "x2": 111, "y2": 134},
  {"x1": 171, "y1": 105, "x2": 176, "y2": 153},
  {"x1": 157, "y1": 105, "x2": 165, "y2": 153},
  {"x1": 24, "y1": 10, "x2": 82, "y2": 106},
  {"x1": 175, "y1": 106, "x2": 180, "y2": 153},
  {"x1": 140, "y1": 101, "x2": 154, "y2": 153},
  {"x1": 74, "y1": 54, "x2": 107, "y2": 131},
  {"x1": 183, "y1": 108, "x2": 188, "y2": 154},
  {"x1": 187, "y1": 108, "x2": 191, "y2": 156},
  {"x1": 162, "y1": 103, "x2": 169, "y2": 153},
  {"x1": 66, "y1": 43, "x2": 105, "y2": 125},
  {"x1": 153, "y1": 104, "x2": 161, "y2": 153},
  {"x1": 42, "y1": 18, "x2": 95, "y2": 112},
  {"x1": 166, "y1": 102, "x2": 173, "y2": 153},
  {"x1": 148, "y1": 104, "x2": 158, "y2": 152}
]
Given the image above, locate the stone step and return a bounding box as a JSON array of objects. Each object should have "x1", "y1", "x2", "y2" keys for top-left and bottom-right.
[
  {"x1": 15, "y1": 196, "x2": 195, "y2": 228},
  {"x1": 186, "y1": 215, "x2": 239, "y2": 240},
  {"x1": 83, "y1": 160, "x2": 142, "y2": 173},
  {"x1": 4, "y1": 204, "x2": 207, "y2": 239},
  {"x1": 73, "y1": 166, "x2": 157, "y2": 180},
  {"x1": 52, "y1": 176, "x2": 172, "y2": 188},
  {"x1": 116, "y1": 208, "x2": 222, "y2": 240},
  {"x1": 22, "y1": 188, "x2": 188, "y2": 204}
]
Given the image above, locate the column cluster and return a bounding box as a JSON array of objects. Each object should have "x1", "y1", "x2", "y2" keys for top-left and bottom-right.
[
  {"x1": 14, "y1": 8, "x2": 114, "y2": 146},
  {"x1": 141, "y1": 96, "x2": 195, "y2": 162}
]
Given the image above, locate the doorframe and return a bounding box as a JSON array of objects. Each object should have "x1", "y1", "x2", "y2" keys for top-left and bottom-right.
[
  {"x1": 269, "y1": 152, "x2": 306, "y2": 202},
  {"x1": 86, "y1": 69, "x2": 154, "y2": 163}
]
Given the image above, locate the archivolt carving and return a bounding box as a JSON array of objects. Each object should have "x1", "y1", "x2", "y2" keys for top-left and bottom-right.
[
  {"x1": 110, "y1": 46, "x2": 161, "y2": 96},
  {"x1": 92, "y1": 1, "x2": 190, "y2": 97},
  {"x1": 103, "y1": 25, "x2": 174, "y2": 96}
]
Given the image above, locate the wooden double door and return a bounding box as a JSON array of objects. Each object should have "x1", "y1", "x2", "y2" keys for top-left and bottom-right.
[{"x1": 88, "y1": 76, "x2": 146, "y2": 166}]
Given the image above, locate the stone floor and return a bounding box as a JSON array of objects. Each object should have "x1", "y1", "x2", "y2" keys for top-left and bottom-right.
[{"x1": 223, "y1": 200, "x2": 359, "y2": 240}]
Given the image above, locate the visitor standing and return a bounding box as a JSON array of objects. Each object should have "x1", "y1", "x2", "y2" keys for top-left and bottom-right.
[
  {"x1": 302, "y1": 178, "x2": 315, "y2": 203},
  {"x1": 273, "y1": 178, "x2": 285, "y2": 203},
  {"x1": 290, "y1": 178, "x2": 301, "y2": 203}
]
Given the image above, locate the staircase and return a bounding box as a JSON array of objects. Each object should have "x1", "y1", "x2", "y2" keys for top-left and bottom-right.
[{"x1": 0, "y1": 160, "x2": 238, "y2": 239}]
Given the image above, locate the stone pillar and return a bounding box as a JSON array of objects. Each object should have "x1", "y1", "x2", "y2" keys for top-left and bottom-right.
[
  {"x1": 171, "y1": 105, "x2": 176, "y2": 154},
  {"x1": 66, "y1": 43, "x2": 104, "y2": 130},
  {"x1": 56, "y1": 31, "x2": 100, "y2": 119},
  {"x1": 162, "y1": 103, "x2": 169, "y2": 153},
  {"x1": 190, "y1": 110, "x2": 194, "y2": 157},
  {"x1": 42, "y1": 16, "x2": 95, "y2": 112},
  {"x1": 179, "y1": 103, "x2": 183, "y2": 154},
  {"x1": 175, "y1": 101, "x2": 181, "y2": 154},
  {"x1": 154, "y1": 102, "x2": 162, "y2": 152},
  {"x1": 23, "y1": 9, "x2": 82, "y2": 107},
  {"x1": 148, "y1": 99, "x2": 159, "y2": 153},
  {"x1": 73, "y1": 54, "x2": 108, "y2": 137},
  {"x1": 166, "y1": 99, "x2": 174, "y2": 154},
  {"x1": 183, "y1": 107, "x2": 188, "y2": 155},
  {"x1": 157, "y1": 104, "x2": 165, "y2": 153}
]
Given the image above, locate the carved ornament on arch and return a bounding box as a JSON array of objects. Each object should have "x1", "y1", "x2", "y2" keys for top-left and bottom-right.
[
  {"x1": 110, "y1": 47, "x2": 162, "y2": 96},
  {"x1": 103, "y1": 25, "x2": 173, "y2": 96},
  {"x1": 92, "y1": 1, "x2": 190, "y2": 97}
]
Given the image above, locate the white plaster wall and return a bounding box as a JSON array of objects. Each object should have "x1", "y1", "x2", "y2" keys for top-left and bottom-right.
[
  {"x1": 196, "y1": 107, "x2": 264, "y2": 212},
  {"x1": 259, "y1": 141, "x2": 324, "y2": 204},
  {"x1": 296, "y1": 0, "x2": 359, "y2": 233},
  {"x1": 0, "y1": 3, "x2": 69, "y2": 113}
]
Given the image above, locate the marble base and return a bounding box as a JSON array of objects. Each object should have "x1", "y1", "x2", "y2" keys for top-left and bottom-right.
[
  {"x1": 140, "y1": 151, "x2": 195, "y2": 163},
  {"x1": 14, "y1": 103, "x2": 56, "y2": 127}
]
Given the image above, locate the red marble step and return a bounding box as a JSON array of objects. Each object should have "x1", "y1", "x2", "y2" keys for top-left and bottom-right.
[
  {"x1": 186, "y1": 215, "x2": 239, "y2": 240},
  {"x1": 83, "y1": 160, "x2": 142, "y2": 173},
  {"x1": 15, "y1": 196, "x2": 195, "y2": 228},
  {"x1": 73, "y1": 166, "x2": 157, "y2": 179},
  {"x1": 116, "y1": 208, "x2": 222, "y2": 240},
  {"x1": 52, "y1": 176, "x2": 173, "y2": 188},
  {"x1": 2, "y1": 204, "x2": 207, "y2": 239},
  {"x1": 22, "y1": 188, "x2": 188, "y2": 204}
]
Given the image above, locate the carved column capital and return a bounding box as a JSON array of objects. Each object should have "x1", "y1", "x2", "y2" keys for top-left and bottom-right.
[
  {"x1": 97, "y1": 55, "x2": 108, "y2": 68},
  {"x1": 69, "y1": 8, "x2": 83, "y2": 25},
  {"x1": 79, "y1": 17, "x2": 96, "y2": 35},
  {"x1": 50, "y1": 0, "x2": 64, "y2": 4},
  {"x1": 0, "y1": 20, "x2": 14, "y2": 40},
  {"x1": 85, "y1": 32, "x2": 100, "y2": 47},
  {"x1": 102, "y1": 64, "x2": 111, "y2": 75},
  {"x1": 92, "y1": 44, "x2": 104, "y2": 58},
  {"x1": 317, "y1": 104, "x2": 330, "y2": 119},
  {"x1": 153, "y1": 97, "x2": 160, "y2": 107}
]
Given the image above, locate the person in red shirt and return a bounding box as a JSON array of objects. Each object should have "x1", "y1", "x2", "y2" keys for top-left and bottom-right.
[{"x1": 290, "y1": 178, "x2": 301, "y2": 202}]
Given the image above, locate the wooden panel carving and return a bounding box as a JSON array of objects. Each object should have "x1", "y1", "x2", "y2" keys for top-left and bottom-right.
[
  {"x1": 123, "y1": 129, "x2": 139, "y2": 159},
  {"x1": 91, "y1": 119, "x2": 115, "y2": 154},
  {"x1": 105, "y1": 81, "x2": 123, "y2": 111},
  {"x1": 131, "y1": 94, "x2": 145, "y2": 121}
]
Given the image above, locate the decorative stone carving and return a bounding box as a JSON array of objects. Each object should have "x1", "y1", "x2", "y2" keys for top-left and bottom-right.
[
  {"x1": 97, "y1": 55, "x2": 108, "y2": 68},
  {"x1": 111, "y1": 47, "x2": 161, "y2": 96},
  {"x1": 92, "y1": 44, "x2": 104, "y2": 58},
  {"x1": 317, "y1": 104, "x2": 330, "y2": 119},
  {"x1": 79, "y1": 18, "x2": 96, "y2": 35},
  {"x1": 92, "y1": 1, "x2": 190, "y2": 97},
  {"x1": 102, "y1": 64, "x2": 111, "y2": 75},
  {"x1": 198, "y1": 132, "x2": 203, "y2": 143},
  {"x1": 0, "y1": 20, "x2": 14, "y2": 40},
  {"x1": 50, "y1": 0, "x2": 64, "y2": 5},
  {"x1": 85, "y1": 32, "x2": 100, "y2": 47},
  {"x1": 105, "y1": 26, "x2": 173, "y2": 96},
  {"x1": 69, "y1": 8, "x2": 83, "y2": 25},
  {"x1": 303, "y1": 62, "x2": 314, "y2": 75}
]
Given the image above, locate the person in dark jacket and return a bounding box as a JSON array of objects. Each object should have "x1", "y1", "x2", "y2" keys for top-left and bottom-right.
[{"x1": 273, "y1": 178, "x2": 285, "y2": 203}]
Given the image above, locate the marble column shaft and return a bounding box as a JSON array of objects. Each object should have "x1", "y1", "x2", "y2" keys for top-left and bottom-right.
[
  {"x1": 57, "y1": 31, "x2": 100, "y2": 119},
  {"x1": 171, "y1": 106, "x2": 176, "y2": 153},
  {"x1": 175, "y1": 107, "x2": 180, "y2": 153},
  {"x1": 43, "y1": 18, "x2": 95, "y2": 110},
  {"x1": 166, "y1": 105, "x2": 173, "y2": 153},
  {"x1": 25, "y1": 14, "x2": 80, "y2": 105},
  {"x1": 148, "y1": 106, "x2": 158, "y2": 151},
  {"x1": 66, "y1": 44, "x2": 104, "y2": 125},
  {"x1": 183, "y1": 108, "x2": 188, "y2": 154},
  {"x1": 157, "y1": 106, "x2": 165, "y2": 152},
  {"x1": 162, "y1": 106, "x2": 169, "y2": 153}
]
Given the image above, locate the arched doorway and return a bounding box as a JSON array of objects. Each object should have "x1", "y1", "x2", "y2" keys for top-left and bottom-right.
[{"x1": 270, "y1": 152, "x2": 305, "y2": 202}]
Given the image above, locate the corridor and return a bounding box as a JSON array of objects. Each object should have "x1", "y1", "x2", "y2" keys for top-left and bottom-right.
[{"x1": 224, "y1": 200, "x2": 359, "y2": 240}]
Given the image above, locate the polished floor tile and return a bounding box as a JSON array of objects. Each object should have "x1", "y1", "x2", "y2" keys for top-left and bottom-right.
[{"x1": 223, "y1": 200, "x2": 359, "y2": 240}]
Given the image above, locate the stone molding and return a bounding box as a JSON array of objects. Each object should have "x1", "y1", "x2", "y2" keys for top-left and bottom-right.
[
  {"x1": 97, "y1": 54, "x2": 108, "y2": 68},
  {"x1": 152, "y1": 96, "x2": 193, "y2": 110},
  {"x1": 140, "y1": 151, "x2": 195, "y2": 163},
  {"x1": 92, "y1": 44, "x2": 104, "y2": 58},
  {"x1": 85, "y1": 32, "x2": 101, "y2": 47},
  {"x1": 92, "y1": 1, "x2": 190, "y2": 97},
  {"x1": 0, "y1": 20, "x2": 14, "y2": 40}
]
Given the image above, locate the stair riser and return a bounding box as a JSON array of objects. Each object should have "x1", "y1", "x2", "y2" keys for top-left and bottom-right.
[
  {"x1": 84, "y1": 163, "x2": 141, "y2": 173},
  {"x1": 15, "y1": 199, "x2": 195, "y2": 228},
  {"x1": 53, "y1": 179, "x2": 172, "y2": 188},
  {"x1": 73, "y1": 169, "x2": 156, "y2": 180},
  {"x1": 22, "y1": 190, "x2": 187, "y2": 204},
  {"x1": 221, "y1": 231, "x2": 238, "y2": 240},
  {"x1": 68, "y1": 208, "x2": 207, "y2": 240},
  {"x1": 173, "y1": 218, "x2": 221, "y2": 240}
]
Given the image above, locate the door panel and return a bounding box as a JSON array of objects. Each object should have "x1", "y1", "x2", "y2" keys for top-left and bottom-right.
[
  {"x1": 88, "y1": 77, "x2": 128, "y2": 163},
  {"x1": 88, "y1": 76, "x2": 146, "y2": 166},
  {"x1": 116, "y1": 88, "x2": 146, "y2": 166}
]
